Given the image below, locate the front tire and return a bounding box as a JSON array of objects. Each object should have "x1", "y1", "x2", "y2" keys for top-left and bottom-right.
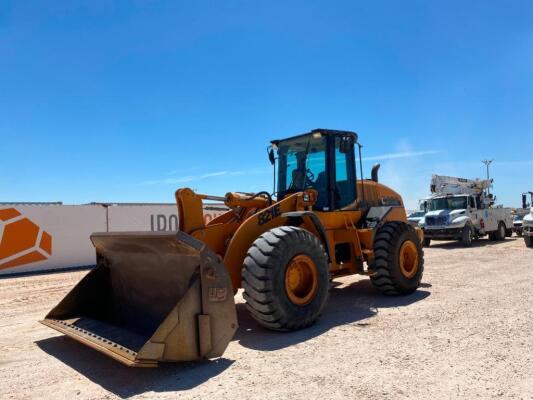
[
  {"x1": 423, "y1": 237, "x2": 431, "y2": 247},
  {"x1": 370, "y1": 222, "x2": 424, "y2": 295},
  {"x1": 242, "y1": 226, "x2": 329, "y2": 331},
  {"x1": 525, "y1": 235, "x2": 533, "y2": 248},
  {"x1": 461, "y1": 224, "x2": 474, "y2": 247}
]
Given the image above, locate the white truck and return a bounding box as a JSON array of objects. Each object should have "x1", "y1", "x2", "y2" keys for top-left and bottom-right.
[
  {"x1": 419, "y1": 175, "x2": 513, "y2": 247},
  {"x1": 512, "y1": 192, "x2": 533, "y2": 237},
  {"x1": 523, "y1": 207, "x2": 533, "y2": 248}
]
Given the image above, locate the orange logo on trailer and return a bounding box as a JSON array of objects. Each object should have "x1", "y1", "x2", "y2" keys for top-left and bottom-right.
[{"x1": 0, "y1": 208, "x2": 52, "y2": 270}]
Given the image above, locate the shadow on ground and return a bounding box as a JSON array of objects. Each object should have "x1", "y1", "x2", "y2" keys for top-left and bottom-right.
[
  {"x1": 36, "y1": 279, "x2": 430, "y2": 398},
  {"x1": 36, "y1": 336, "x2": 233, "y2": 398},
  {"x1": 235, "y1": 279, "x2": 430, "y2": 351},
  {"x1": 428, "y1": 237, "x2": 518, "y2": 250}
]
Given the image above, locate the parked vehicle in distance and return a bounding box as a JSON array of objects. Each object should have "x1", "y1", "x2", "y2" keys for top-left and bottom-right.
[
  {"x1": 513, "y1": 214, "x2": 524, "y2": 236},
  {"x1": 513, "y1": 192, "x2": 533, "y2": 237},
  {"x1": 407, "y1": 210, "x2": 426, "y2": 227},
  {"x1": 420, "y1": 175, "x2": 513, "y2": 247},
  {"x1": 523, "y1": 208, "x2": 533, "y2": 248}
]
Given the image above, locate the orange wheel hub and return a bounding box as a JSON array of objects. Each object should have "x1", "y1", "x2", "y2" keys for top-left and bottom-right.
[
  {"x1": 399, "y1": 240, "x2": 419, "y2": 278},
  {"x1": 285, "y1": 254, "x2": 318, "y2": 306}
]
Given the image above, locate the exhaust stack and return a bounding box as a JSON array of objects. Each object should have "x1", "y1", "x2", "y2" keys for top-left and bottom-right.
[{"x1": 371, "y1": 163, "x2": 381, "y2": 182}]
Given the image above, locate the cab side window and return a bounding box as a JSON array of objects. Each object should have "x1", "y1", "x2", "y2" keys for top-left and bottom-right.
[
  {"x1": 334, "y1": 137, "x2": 356, "y2": 209},
  {"x1": 469, "y1": 196, "x2": 476, "y2": 209}
]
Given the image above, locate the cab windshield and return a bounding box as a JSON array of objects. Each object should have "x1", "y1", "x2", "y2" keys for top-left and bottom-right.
[
  {"x1": 275, "y1": 133, "x2": 356, "y2": 210},
  {"x1": 277, "y1": 135, "x2": 327, "y2": 196},
  {"x1": 427, "y1": 196, "x2": 467, "y2": 211}
]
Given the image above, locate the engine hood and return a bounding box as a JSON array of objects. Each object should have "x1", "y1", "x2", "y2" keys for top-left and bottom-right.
[
  {"x1": 421, "y1": 208, "x2": 467, "y2": 226},
  {"x1": 425, "y1": 209, "x2": 466, "y2": 217}
]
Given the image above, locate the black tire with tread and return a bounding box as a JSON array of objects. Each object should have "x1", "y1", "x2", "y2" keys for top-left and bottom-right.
[
  {"x1": 423, "y1": 237, "x2": 431, "y2": 247},
  {"x1": 494, "y1": 222, "x2": 506, "y2": 241},
  {"x1": 461, "y1": 224, "x2": 474, "y2": 247},
  {"x1": 525, "y1": 235, "x2": 533, "y2": 248},
  {"x1": 369, "y1": 222, "x2": 424, "y2": 295},
  {"x1": 242, "y1": 226, "x2": 329, "y2": 331}
]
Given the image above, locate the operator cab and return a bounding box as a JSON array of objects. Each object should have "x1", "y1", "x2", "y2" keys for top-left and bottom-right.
[{"x1": 269, "y1": 129, "x2": 358, "y2": 211}]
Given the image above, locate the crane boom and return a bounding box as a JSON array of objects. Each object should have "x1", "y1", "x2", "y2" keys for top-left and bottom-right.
[{"x1": 430, "y1": 175, "x2": 492, "y2": 196}]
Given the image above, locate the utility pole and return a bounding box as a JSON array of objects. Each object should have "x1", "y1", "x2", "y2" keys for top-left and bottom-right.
[{"x1": 482, "y1": 159, "x2": 493, "y2": 194}]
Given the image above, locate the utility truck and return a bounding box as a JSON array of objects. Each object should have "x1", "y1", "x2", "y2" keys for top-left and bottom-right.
[{"x1": 419, "y1": 175, "x2": 513, "y2": 247}]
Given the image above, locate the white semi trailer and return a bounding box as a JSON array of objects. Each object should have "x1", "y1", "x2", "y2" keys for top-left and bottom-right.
[{"x1": 419, "y1": 175, "x2": 513, "y2": 247}]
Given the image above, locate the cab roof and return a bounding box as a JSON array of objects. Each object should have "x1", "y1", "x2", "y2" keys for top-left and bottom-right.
[{"x1": 271, "y1": 128, "x2": 358, "y2": 146}]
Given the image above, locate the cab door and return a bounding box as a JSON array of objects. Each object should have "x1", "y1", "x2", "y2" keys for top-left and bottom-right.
[
  {"x1": 331, "y1": 135, "x2": 357, "y2": 210},
  {"x1": 469, "y1": 196, "x2": 481, "y2": 230}
]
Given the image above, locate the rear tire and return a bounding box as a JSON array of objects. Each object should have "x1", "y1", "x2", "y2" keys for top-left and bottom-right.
[
  {"x1": 494, "y1": 222, "x2": 506, "y2": 241},
  {"x1": 525, "y1": 236, "x2": 533, "y2": 248},
  {"x1": 461, "y1": 224, "x2": 474, "y2": 247},
  {"x1": 506, "y1": 228, "x2": 513, "y2": 238},
  {"x1": 423, "y1": 237, "x2": 431, "y2": 247},
  {"x1": 242, "y1": 226, "x2": 329, "y2": 331},
  {"x1": 370, "y1": 222, "x2": 424, "y2": 295}
]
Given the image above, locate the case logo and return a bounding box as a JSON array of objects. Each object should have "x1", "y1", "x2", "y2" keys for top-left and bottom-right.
[{"x1": 258, "y1": 204, "x2": 281, "y2": 226}]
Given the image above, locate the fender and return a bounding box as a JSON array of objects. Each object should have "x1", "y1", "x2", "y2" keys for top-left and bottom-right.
[
  {"x1": 449, "y1": 216, "x2": 471, "y2": 228},
  {"x1": 223, "y1": 193, "x2": 315, "y2": 291},
  {"x1": 282, "y1": 211, "x2": 332, "y2": 262}
]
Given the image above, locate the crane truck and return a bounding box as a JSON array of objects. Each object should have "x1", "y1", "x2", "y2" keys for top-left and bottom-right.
[{"x1": 419, "y1": 175, "x2": 513, "y2": 247}]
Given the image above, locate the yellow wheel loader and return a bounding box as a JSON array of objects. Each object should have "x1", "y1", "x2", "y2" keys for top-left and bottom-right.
[{"x1": 42, "y1": 129, "x2": 424, "y2": 367}]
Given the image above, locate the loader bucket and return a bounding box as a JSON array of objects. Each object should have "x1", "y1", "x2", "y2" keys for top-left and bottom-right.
[{"x1": 41, "y1": 231, "x2": 238, "y2": 367}]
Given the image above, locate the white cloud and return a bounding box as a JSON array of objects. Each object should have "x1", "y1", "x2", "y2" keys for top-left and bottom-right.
[
  {"x1": 143, "y1": 167, "x2": 268, "y2": 185},
  {"x1": 367, "y1": 148, "x2": 441, "y2": 210},
  {"x1": 362, "y1": 150, "x2": 441, "y2": 161}
]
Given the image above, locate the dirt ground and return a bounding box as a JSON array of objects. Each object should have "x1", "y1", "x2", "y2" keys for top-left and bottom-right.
[{"x1": 1, "y1": 237, "x2": 532, "y2": 400}]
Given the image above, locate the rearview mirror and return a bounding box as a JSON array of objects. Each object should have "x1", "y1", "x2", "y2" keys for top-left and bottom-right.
[{"x1": 268, "y1": 147, "x2": 275, "y2": 165}]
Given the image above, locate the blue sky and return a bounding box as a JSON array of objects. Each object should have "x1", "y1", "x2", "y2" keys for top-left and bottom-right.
[{"x1": 1, "y1": 1, "x2": 532, "y2": 209}]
